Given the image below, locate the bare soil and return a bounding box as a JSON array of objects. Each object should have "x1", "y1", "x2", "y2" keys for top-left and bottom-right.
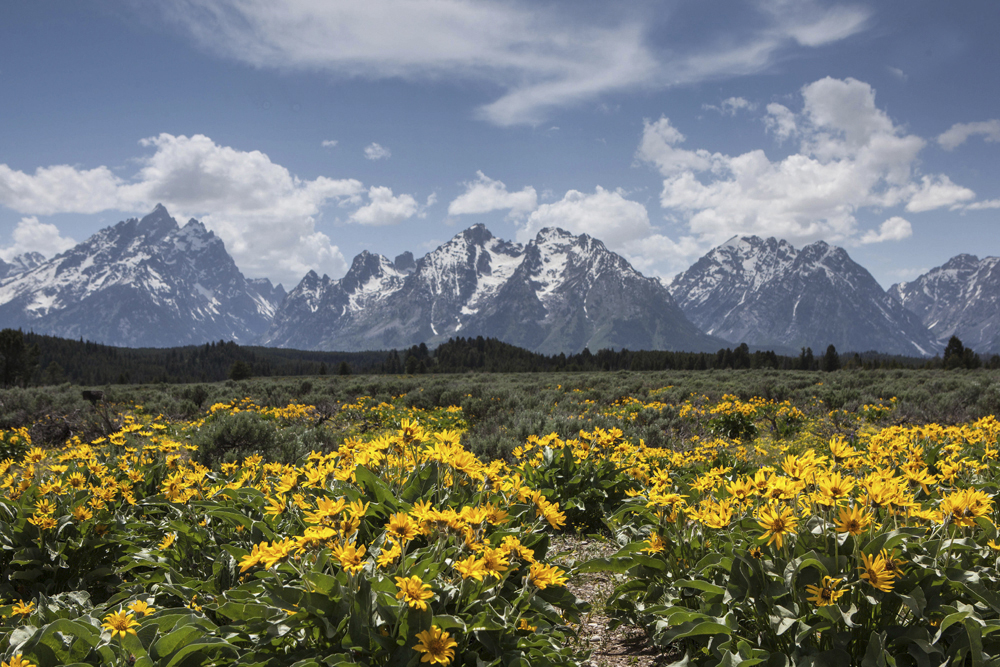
[{"x1": 551, "y1": 534, "x2": 683, "y2": 667}]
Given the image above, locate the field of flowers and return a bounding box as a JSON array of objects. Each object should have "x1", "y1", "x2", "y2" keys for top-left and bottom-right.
[{"x1": 1, "y1": 381, "x2": 999, "y2": 666}]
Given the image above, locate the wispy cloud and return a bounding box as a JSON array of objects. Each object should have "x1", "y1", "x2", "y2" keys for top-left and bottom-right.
[
  {"x1": 157, "y1": 0, "x2": 871, "y2": 126},
  {"x1": 938, "y1": 119, "x2": 1000, "y2": 150}
]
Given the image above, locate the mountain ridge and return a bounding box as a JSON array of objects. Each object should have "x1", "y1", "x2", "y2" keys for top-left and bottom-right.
[
  {"x1": 262, "y1": 223, "x2": 723, "y2": 354},
  {"x1": 668, "y1": 235, "x2": 939, "y2": 356},
  {"x1": 890, "y1": 254, "x2": 1000, "y2": 353}
]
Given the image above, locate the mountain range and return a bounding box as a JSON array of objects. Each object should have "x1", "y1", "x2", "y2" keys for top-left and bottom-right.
[
  {"x1": 0, "y1": 205, "x2": 996, "y2": 356},
  {"x1": 262, "y1": 224, "x2": 720, "y2": 354}
]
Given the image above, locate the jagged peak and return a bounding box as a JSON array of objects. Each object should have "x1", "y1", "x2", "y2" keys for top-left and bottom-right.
[
  {"x1": 719, "y1": 234, "x2": 765, "y2": 249},
  {"x1": 181, "y1": 218, "x2": 210, "y2": 233},
  {"x1": 940, "y1": 253, "x2": 981, "y2": 270},
  {"x1": 460, "y1": 223, "x2": 494, "y2": 245},
  {"x1": 347, "y1": 250, "x2": 394, "y2": 272},
  {"x1": 534, "y1": 227, "x2": 577, "y2": 244},
  {"x1": 134, "y1": 205, "x2": 179, "y2": 241},
  {"x1": 394, "y1": 251, "x2": 416, "y2": 274}
]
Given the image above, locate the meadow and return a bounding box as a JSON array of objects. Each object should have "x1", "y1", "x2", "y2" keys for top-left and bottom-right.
[{"x1": 1, "y1": 369, "x2": 999, "y2": 666}]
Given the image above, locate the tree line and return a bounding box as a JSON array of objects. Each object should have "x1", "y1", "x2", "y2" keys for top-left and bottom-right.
[{"x1": 0, "y1": 329, "x2": 994, "y2": 387}]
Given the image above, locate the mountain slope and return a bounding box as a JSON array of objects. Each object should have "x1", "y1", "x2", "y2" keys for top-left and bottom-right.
[
  {"x1": 669, "y1": 236, "x2": 938, "y2": 356},
  {"x1": 0, "y1": 205, "x2": 285, "y2": 347},
  {"x1": 889, "y1": 254, "x2": 1000, "y2": 353},
  {"x1": 263, "y1": 224, "x2": 721, "y2": 354}
]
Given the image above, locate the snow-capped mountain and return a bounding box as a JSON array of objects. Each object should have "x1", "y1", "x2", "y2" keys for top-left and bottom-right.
[
  {"x1": 262, "y1": 224, "x2": 722, "y2": 354},
  {"x1": 0, "y1": 205, "x2": 285, "y2": 347},
  {"x1": 889, "y1": 254, "x2": 1000, "y2": 353},
  {"x1": 668, "y1": 236, "x2": 939, "y2": 356},
  {"x1": 0, "y1": 252, "x2": 46, "y2": 279}
]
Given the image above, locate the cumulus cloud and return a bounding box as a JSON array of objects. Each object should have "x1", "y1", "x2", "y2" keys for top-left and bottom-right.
[
  {"x1": 0, "y1": 217, "x2": 77, "y2": 262},
  {"x1": 938, "y1": 119, "x2": 1000, "y2": 150},
  {"x1": 321, "y1": 139, "x2": 338, "y2": 148},
  {"x1": 349, "y1": 186, "x2": 418, "y2": 226},
  {"x1": 0, "y1": 133, "x2": 426, "y2": 284},
  {"x1": 517, "y1": 187, "x2": 651, "y2": 245},
  {"x1": 636, "y1": 76, "x2": 977, "y2": 251},
  {"x1": 860, "y1": 216, "x2": 912, "y2": 244},
  {"x1": 364, "y1": 143, "x2": 391, "y2": 160},
  {"x1": 764, "y1": 103, "x2": 798, "y2": 140},
  {"x1": 0, "y1": 164, "x2": 123, "y2": 216},
  {"x1": 703, "y1": 96, "x2": 756, "y2": 116},
  {"x1": 511, "y1": 186, "x2": 702, "y2": 277},
  {"x1": 447, "y1": 172, "x2": 537, "y2": 219},
  {"x1": 905, "y1": 175, "x2": 975, "y2": 213},
  {"x1": 157, "y1": 0, "x2": 870, "y2": 126}
]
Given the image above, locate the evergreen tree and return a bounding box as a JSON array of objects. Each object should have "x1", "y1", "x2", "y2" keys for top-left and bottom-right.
[
  {"x1": 42, "y1": 361, "x2": 67, "y2": 385},
  {"x1": 943, "y1": 336, "x2": 966, "y2": 370},
  {"x1": 0, "y1": 329, "x2": 38, "y2": 387},
  {"x1": 822, "y1": 344, "x2": 840, "y2": 372},
  {"x1": 799, "y1": 347, "x2": 815, "y2": 371},
  {"x1": 338, "y1": 361, "x2": 352, "y2": 376},
  {"x1": 228, "y1": 360, "x2": 253, "y2": 381}
]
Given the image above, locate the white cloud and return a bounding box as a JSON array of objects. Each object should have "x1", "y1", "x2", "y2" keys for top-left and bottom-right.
[
  {"x1": 938, "y1": 119, "x2": 1000, "y2": 150},
  {"x1": 0, "y1": 164, "x2": 123, "y2": 215},
  {"x1": 513, "y1": 186, "x2": 704, "y2": 277},
  {"x1": 364, "y1": 143, "x2": 391, "y2": 160},
  {"x1": 158, "y1": 0, "x2": 870, "y2": 126},
  {"x1": 0, "y1": 133, "x2": 410, "y2": 284},
  {"x1": 703, "y1": 96, "x2": 756, "y2": 116},
  {"x1": 447, "y1": 172, "x2": 537, "y2": 219},
  {"x1": 635, "y1": 117, "x2": 714, "y2": 175},
  {"x1": 905, "y1": 175, "x2": 975, "y2": 213},
  {"x1": 887, "y1": 66, "x2": 907, "y2": 81},
  {"x1": 764, "y1": 103, "x2": 798, "y2": 140},
  {"x1": 517, "y1": 187, "x2": 651, "y2": 246},
  {"x1": 321, "y1": 139, "x2": 338, "y2": 148},
  {"x1": 965, "y1": 199, "x2": 1000, "y2": 211},
  {"x1": 349, "y1": 186, "x2": 418, "y2": 226},
  {"x1": 636, "y1": 77, "x2": 977, "y2": 250},
  {"x1": 0, "y1": 217, "x2": 77, "y2": 262},
  {"x1": 860, "y1": 216, "x2": 912, "y2": 244}
]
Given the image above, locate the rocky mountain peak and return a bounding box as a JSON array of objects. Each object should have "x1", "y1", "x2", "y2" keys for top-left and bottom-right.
[
  {"x1": 0, "y1": 206, "x2": 285, "y2": 347},
  {"x1": 340, "y1": 251, "x2": 398, "y2": 294},
  {"x1": 670, "y1": 237, "x2": 938, "y2": 356},
  {"x1": 461, "y1": 223, "x2": 495, "y2": 246},
  {"x1": 394, "y1": 251, "x2": 416, "y2": 274},
  {"x1": 890, "y1": 254, "x2": 1000, "y2": 353}
]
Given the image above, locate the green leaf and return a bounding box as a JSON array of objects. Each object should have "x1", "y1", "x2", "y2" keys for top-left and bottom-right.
[
  {"x1": 674, "y1": 579, "x2": 726, "y2": 596},
  {"x1": 965, "y1": 618, "x2": 984, "y2": 667}
]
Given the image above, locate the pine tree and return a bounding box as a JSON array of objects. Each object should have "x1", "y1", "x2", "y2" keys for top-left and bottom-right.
[
  {"x1": 943, "y1": 336, "x2": 966, "y2": 370},
  {"x1": 822, "y1": 344, "x2": 840, "y2": 372}
]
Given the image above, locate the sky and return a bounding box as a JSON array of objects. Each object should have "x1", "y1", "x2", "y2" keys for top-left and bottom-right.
[{"x1": 1, "y1": 0, "x2": 999, "y2": 290}]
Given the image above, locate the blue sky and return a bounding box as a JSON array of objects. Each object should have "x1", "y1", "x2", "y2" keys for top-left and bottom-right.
[{"x1": 1, "y1": 0, "x2": 998, "y2": 289}]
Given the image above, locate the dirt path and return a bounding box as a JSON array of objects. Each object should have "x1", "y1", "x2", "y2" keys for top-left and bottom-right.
[{"x1": 551, "y1": 535, "x2": 681, "y2": 667}]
